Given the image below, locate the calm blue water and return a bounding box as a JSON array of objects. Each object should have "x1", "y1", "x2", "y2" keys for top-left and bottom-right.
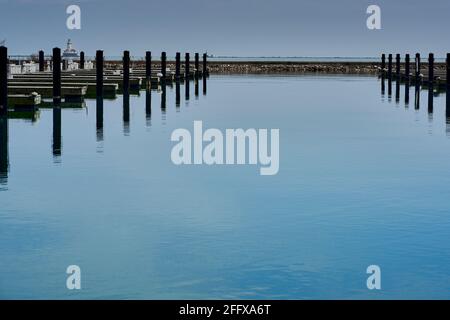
[{"x1": 1, "y1": 75, "x2": 450, "y2": 299}]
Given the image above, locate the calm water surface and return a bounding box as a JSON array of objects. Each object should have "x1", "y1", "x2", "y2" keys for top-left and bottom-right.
[{"x1": 1, "y1": 75, "x2": 450, "y2": 299}]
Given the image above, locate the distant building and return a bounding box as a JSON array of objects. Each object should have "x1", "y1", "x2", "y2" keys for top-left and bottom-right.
[{"x1": 62, "y1": 39, "x2": 79, "y2": 60}]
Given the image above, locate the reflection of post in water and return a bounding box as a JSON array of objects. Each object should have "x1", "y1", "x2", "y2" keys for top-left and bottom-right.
[
  {"x1": 0, "y1": 116, "x2": 9, "y2": 184},
  {"x1": 185, "y1": 78, "x2": 190, "y2": 101},
  {"x1": 203, "y1": 75, "x2": 207, "y2": 95},
  {"x1": 161, "y1": 84, "x2": 167, "y2": 112},
  {"x1": 52, "y1": 106, "x2": 62, "y2": 158},
  {"x1": 395, "y1": 80, "x2": 400, "y2": 104},
  {"x1": 428, "y1": 87, "x2": 433, "y2": 114},
  {"x1": 381, "y1": 75, "x2": 385, "y2": 96},
  {"x1": 123, "y1": 92, "x2": 130, "y2": 135},
  {"x1": 446, "y1": 88, "x2": 450, "y2": 136},
  {"x1": 414, "y1": 84, "x2": 420, "y2": 110},
  {"x1": 387, "y1": 77, "x2": 392, "y2": 101},
  {"x1": 195, "y1": 78, "x2": 199, "y2": 98},
  {"x1": 404, "y1": 81, "x2": 410, "y2": 107},
  {"x1": 175, "y1": 81, "x2": 181, "y2": 107},
  {"x1": 145, "y1": 89, "x2": 152, "y2": 126},
  {"x1": 96, "y1": 96, "x2": 104, "y2": 142}
]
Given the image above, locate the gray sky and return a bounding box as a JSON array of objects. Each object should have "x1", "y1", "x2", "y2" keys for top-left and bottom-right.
[{"x1": 0, "y1": 0, "x2": 449, "y2": 57}]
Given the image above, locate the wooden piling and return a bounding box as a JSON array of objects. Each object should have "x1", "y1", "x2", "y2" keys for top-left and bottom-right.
[
  {"x1": 203, "y1": 53, "x2": 207, "y2": 76},
  {"x1": 388, "y1": 54, "x2": 392, "y2": 78},
  {"x1": 161, "y1": 51, "x2": 167, "y2": 80},
  {"x1": 39, "y1": 50, "x2": 45, "y2": 72},
  {"x1": 428, "y1": 53, "x2": 434, "y2": 84},
  {"x1": 185, "y1": 53, "x2": 190, "y2": 80},
  {"x1": 395, "y1": 54, "x2": 400, "y2": 78},
  {"x1": 80, "y1": 51, "x2": 85, "y2": 70},
  {"x1": 381, "y1": 54, "x2": 386, "y2": 71},
  {"x1": 123, "y1": 50, "x2": 130, "y2": 92},
  {"x1": 145, "y1": 51, "x2": 151, "y2": 84},
  {"x1": 175, "y1": 52, "x2": 181, "y2": 80},
  {"x1": 0, "y1": 46, "x2": 7, "y2": 116},
  {"x1": 195, "y1": 53, "x2": 199, "y2": 77},
  {"x1": 415, "y1": 53, "x2": 421, "y2": 80},
  {"x1": 96, "y1": 50, "x2": 104, "y2": 97},
  {"x1": 405, "y1": 54, "x2": 410, "y2": 80},
  {"x1": 52, "y1": 47, "x2": 61, "y2": 104},
  {"x1": 447, "y1": 53, "x2": 450, "y2": 89}
]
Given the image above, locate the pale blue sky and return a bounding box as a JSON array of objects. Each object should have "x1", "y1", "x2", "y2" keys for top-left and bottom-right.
[{"x1": 0, "y1": 0, "x2": 449, "y2": 57}]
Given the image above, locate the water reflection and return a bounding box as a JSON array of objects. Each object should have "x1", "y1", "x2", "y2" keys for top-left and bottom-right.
[
  {"x1": 195, "y1": 78, "x2": 199, "y2": 98},
  {"x1": 395, "y1": 81, "x2": 400, "y2": 104},
  {"x1": 176, "y1": 81, "x2": 181, "y2": 108},
  {"x1": 203, "y1": 76, "x2": 207, "y2": 95},
  {"x1": 404, "y1": 81, "x2": 410, "y2": 107},
  {"x1": 0, "y1": 116, "x2": 8, "y2": 186},
  {"x1": 446, "y1": 89, "x2": 450, "y2": 136},
  {"x1": 387, "y1": 77, "x2": 392, "y2": 101},
  {"x1": 161, "y1": 84, "x2": 167, "y2": 112},
  {"x1": 428, "y1": 87, "x2": 434, "y2": 114},
  {"x1": 414, "y1": 84, "x2": 420, "y2": 110},
  {"x1": 96, "y1": 96, "x2": 104, "y2": 142},
  {"x1": 52, "y1": 106, "x2": 62, "y2": 160},
  {"x1": 185, "y1": 79, "x2": 190, "y2": 101},
  {"x1": 123, "y1": 92, "x2": 130, "y2": 135},
  {"x1": 146, "y1": 89, "x2": 152, "y2": 127},
  {"x1": 381, "y1": 76, "x2": 385, "y2": 96}
]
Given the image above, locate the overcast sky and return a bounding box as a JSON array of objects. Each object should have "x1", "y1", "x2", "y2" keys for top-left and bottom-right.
[{"x1": 0, "y1": 0, "x2": 449, "y2": 57}]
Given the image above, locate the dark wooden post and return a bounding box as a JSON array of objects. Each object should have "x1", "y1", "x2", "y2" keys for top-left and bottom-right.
[
  {"x1": 428, "y1": 53, "x2": 434, "y2": 85},
  {"x1": 185, "y1": 53, "x2": 190, "y2": 80},
  {"x1": 145, "y1": 51, "x2": 151, "y2": 84},
  {"x1": 195, "y1": 53, "x2": 199, "y2": 77},
  {"x1": 96, "y1": 50, "x2": 104, "y2": 97},
  {"x1": 80, "y1": 51, "x2": 85, "y2": 70},
  {"x1": 447, "y1": 53, "x2": 450, "y2": 90},
  {"x1": 0, "y1": 46, "x2": 7, "y2": 116},
  {"x1": 405, "y1": 54, "x2": 410, "y2": 80},
  {"x1": 203, "y1": 53, "x2": 207, "y2": 76},
  {"x1": 381, "y1": 54, "x2": 386, "y2": 71},
  {"x1": 446, "y1": 53, "x2": 450, "y2": 117},
  {"x1": 39, "y1": 50, "x2": 45, "y2": 72},
  {"x1": 395, "y1": 54, "x2": 400, "y2": 78},
  {"x1": 123, "y1": 50, "x2": 130, "y2": 92},
  {"x1": 53, "y1": 47, "x2": 61, "y2": 104},
  {"x1": 388, "y1": 54, "x2": 392, "y2": 78},
  {"x1": 161, "y1": 51, "x2": 166, "y2": 80},
  {"x1": 415, "y1": 53, "x2": 421, "y2": 80},
  {"x1": 175, "y1": 52, "x2": 181, "y2": 80}
]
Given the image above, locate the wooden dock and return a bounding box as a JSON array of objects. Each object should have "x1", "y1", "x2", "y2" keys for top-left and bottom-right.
[{"x1": 0, "y1": 46, "x2": 209, "y2": 113}]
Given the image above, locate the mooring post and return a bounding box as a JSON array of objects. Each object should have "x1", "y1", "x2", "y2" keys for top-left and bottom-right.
[
  {"x1": 80, "y1": 51, "x2": 85, "y2": 70},
  {"x1": 388, "y1": 54, "x2": 392, "y2": 78},
  {"x1": 185, "y1": 53, "x2": 190, "y2": 80},
  {"x1": 381, "y1": 53, "x2": 386, "y2": 72},
  {"x1": 447, "y1": 53, "x2": 450, "y2": 90},
  {"x1": 39, "y1": 50, "x2": 45, "y2": 72},
  {"x1": 396, "y1": 54, "x2": 400, "y2": 78},
  {"x1": 415, "y1": 53, "x2": 421, "y2": 81},
  {"x1": 96, "y1": 50, "x2": 104, "y2": 97},
  {"x1": 145, "y1": 51, "x2": 151, "y2": 85},
  {"x1": 0, "y1": 46, "x2": 7, "y2": 116},
  {"x1": 195, "y1": 53, "x2": 199, "y2": 77},
  {"x1": 53, "y1": 47, "x2": 61, "y2": 104},
  {"x1": 428, "y1": 53, "x2": 434, "y2": 85},
  {"x1": 405, "y1": 54, "x2": 410, "y2": 80},
  {"x1": 446, "y1": 53, "x2": 450, "y2": 117},
  {"x1": 203, "y1": 53, "x2": 207, "y2": 76},
  {"x1": 161, "y1": 51, "x2": 167, "y2": 80},
  {"x1": 123, "y1": 50, "x2": 130, "y2": 92},
  {"x1": 175, "y1": 52, "x2": 181, "y2": 80}
]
